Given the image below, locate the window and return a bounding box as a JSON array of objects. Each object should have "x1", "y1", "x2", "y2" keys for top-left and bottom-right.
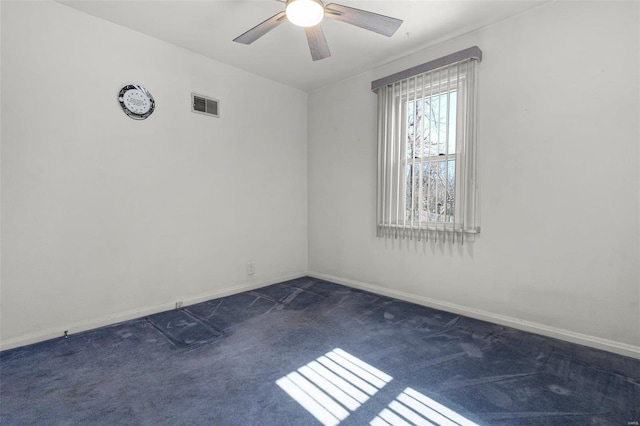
[{"x1": 373, "y1": 47, "x2": 481, "y2": 243}]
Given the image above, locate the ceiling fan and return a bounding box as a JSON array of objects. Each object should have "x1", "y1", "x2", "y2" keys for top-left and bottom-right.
[{"x1": 233, "y1": 0, "x2": 403, "y2": 61}]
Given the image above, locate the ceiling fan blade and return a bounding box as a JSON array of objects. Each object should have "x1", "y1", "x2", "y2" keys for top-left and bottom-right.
[
  {"x1": 304, "y1": 24, "x2": 331, "y2": 61},
  {"x1": 324, "y1": 3, "x2": 402, "y2": 37},
  {"x1": 233, "y1": 11, "x2": 287, "y2": 44}
]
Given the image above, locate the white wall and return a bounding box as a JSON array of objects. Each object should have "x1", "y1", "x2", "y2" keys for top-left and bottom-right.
[
  {"x1": 0, "y1": 1, "x2": 308, "y2": 349},
  {"x1": 308, "y1": 1, "x2": 640, "y2": 355}
]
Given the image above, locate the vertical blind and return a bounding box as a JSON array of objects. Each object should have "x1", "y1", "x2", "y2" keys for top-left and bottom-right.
[{"x1": 373, "y1": 47, "x2": 481, "y2": 243}]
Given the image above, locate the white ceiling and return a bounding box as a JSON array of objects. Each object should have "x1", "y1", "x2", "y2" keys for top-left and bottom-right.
[{"x1": 57, "y1": 0, "x2": 548, "y2": 92}]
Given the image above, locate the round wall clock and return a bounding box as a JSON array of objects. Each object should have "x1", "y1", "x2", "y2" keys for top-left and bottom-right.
[{"x1": 118, "y1": 84, "x2": 155, "y2": 120}]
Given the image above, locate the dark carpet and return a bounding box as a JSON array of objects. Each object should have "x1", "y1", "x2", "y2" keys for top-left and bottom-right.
[{"x1": 1, "y1": 277, "x2": 638, "y2": 425}]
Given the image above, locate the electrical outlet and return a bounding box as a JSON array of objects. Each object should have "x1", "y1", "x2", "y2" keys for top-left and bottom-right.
[
  {"x1": 175, "y1": 301, "x2": 183, "y2": 309},
  {"x1": 247, "y1": 262, "x2": 255, "y2": 275}
]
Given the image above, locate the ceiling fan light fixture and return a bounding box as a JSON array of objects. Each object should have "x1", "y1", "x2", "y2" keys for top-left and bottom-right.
[{"x1": 286, "y1": 0, "x2": 324, "y2": 27}]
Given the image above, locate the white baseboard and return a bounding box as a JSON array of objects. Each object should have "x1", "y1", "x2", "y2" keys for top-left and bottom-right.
[
  {"x1": 0, "y1": 272, "x2": 306, "y2": 352},
  {"x1": 308, "y1": 271, "x2": 640, "y2": 360},
  {"x1": 4, "y1": 271, "x2": 639, "y2": 359}
]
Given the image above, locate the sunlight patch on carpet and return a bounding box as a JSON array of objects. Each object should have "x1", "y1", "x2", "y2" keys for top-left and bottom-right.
[
  {"x1": 276, "y1": 348, "x2": 392, "y2": 426},
  {"x1": 370, "y1": 387, "x2": 479, "y2": 426}
]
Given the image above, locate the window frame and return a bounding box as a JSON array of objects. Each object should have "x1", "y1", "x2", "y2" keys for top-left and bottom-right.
[{"x1": 398, "y1": 71, "x2": 468, "y2": 230}]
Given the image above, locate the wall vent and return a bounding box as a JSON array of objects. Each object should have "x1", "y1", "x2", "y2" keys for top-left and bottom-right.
[{"x1": 191, "y1": 93, "x2": 219, "y2": 118}]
